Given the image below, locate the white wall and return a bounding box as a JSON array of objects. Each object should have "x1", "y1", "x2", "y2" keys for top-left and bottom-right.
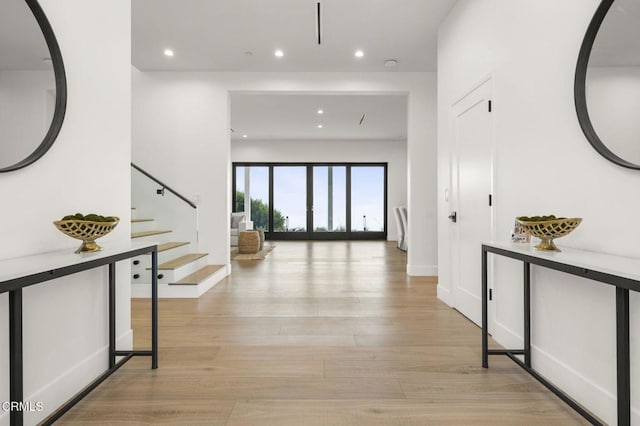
[
  {"x1": 0, "y1": 71, "x2": 55, "y2": 167},
  {"x1": 231, "y1": 138, "x2": 407, "y2": 240},
  {"x1": 133, "y1": 72, "x2": 437, "y2": 275},
  {"x1": 587, "y1": 66, "x2": 640, "y2": 164},
  {"x1": 438, "y1": 1, "x2": 639, "y2": 424},
  {"x1": 0, "y1": 1, "x2": 131, "y2": 424}
]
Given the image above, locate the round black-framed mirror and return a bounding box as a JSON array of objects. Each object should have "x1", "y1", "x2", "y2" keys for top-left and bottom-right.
[
  {"x1": 575, "y1": 0, "x2": 640, "y2": 170},
  {"x1": 0, "y1": 0, "x2": 67, "y2": 173}
]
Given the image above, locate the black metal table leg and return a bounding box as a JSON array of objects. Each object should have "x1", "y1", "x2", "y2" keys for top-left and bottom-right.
[
  {"x1": 9, "y1": 289, "x2": 23, "y2": 426},
  {"x1": 482, "y1": 247, "x2": 488, "y2": 368},
  {"x1": 151, "y1": 248, "x2": 158, "y2": 369},
  {"x1": 108, "y1": 263, "x2": 116, "y2": 369},
  {"x1": 616, "y1": 287, "x2": 630, "y2": 426},
  {"x1": 523, "y1": 262, "x2": 531, "y2": 368}
]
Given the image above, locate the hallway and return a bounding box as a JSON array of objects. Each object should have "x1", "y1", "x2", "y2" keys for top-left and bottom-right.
[{"x1": 60, "y1": 241, "x2": 586, "y2": 424}]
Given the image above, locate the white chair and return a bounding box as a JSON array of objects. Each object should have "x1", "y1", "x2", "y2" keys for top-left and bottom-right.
[
  {"x1": 230, "y1": 212, "x2": 253, "y2": 246},
  {"x1": 399, "y1": 207, "x2": 408, "y2": 251},
  {"x1": 393, "y1": 207, "x2": 406, "y2": 251}
]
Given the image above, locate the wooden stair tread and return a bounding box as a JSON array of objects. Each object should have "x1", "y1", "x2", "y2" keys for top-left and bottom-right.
[
  {"x1": 170, "y1": 265, "x2": 225, "y2": 286},
  {"x1": 152, "y1": 253, "x2": 208, "y2": 270},
  {"x1": 157, "y1": 242, "x2": 190, "y2": 252},
  {"x1": 132, "y1": 218, "x2": 154, "y2": 223},
  {"x1": 131, "y1": 230, "x2": 171, "y2": 239}
]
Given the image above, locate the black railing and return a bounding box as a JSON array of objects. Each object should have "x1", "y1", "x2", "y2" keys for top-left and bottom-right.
[{"x1": 131, "y1": 163, "x2": 196, "y2": 209}]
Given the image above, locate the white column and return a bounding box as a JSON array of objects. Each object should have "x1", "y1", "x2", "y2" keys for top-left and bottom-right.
[{"x1": 244, "y1": 166, "x2": 251, "y2": 221}]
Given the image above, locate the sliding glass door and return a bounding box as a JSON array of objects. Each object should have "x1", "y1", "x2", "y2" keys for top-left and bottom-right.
[
  {"x1": 313, "y1": 166, "x2": 346, "y2": 234},
  {"x1": 351, "y1": 166, "x2": 385, "y2": 233},
  {"x1": 273, "y1": 166, "x2": 307, "y2": 233},
  {"x1": 232, "y1": 163, "x2": 386, "y2": 240}
]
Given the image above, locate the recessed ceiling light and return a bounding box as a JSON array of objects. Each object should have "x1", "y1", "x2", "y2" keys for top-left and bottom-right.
[
  {"x1": 244, "y1": 51, "x2": 253, "y2": 56},
  {"x1": 317, "y1": 109, "x2": 324, "y2": 115},
  {"x1": 242, "y1": 134, "x2": 248, "y2": 138},
  {"x1": 354, "y1": 50, "x2": 364, "y2": 58},
  {"x1": 317, "y1": 124, "x2": 323, "y2": 129},
  {"x1": 274, "y1": 49, "x2": 284, "y2": 58},
  {"x1": 163, "y1": 49, "x2": 174, "y2": 57},
  {"x1": 384, "y1": 59, "x2": 398, "y2": 68}
]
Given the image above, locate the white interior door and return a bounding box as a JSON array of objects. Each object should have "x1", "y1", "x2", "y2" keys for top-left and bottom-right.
[{"x1": 450, "y1": 79, "x2": 493, "y2": 327}]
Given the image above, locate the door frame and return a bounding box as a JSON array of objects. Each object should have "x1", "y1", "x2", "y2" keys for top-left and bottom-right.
[
  {"x1": 449, "y1": 76, "x2": 497, "y2": 330},
  {"x1": 232, "y1": 162, "x2": 388, "y2": 240}
]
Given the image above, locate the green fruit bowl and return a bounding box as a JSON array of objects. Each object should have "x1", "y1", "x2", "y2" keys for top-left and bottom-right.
[
  {"x1": 54, "y1": 216, "x2": 119, "y2": 253},
  {"x1": 516, "y1": 216, "x2": 582, "y2": 252}
]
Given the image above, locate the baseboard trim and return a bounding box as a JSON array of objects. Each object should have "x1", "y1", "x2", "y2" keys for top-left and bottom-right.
[
  {"x1": 437, "y1": 285, "x2": 451, "y2": 305},
  {"x1": 491, "y1": 321, "x2": 638, "y2": 424},
  {"x1": 406, "y1": 264, "x2": 437, "y2": 276},
  {"x1": 1, "y1": 330, "x2": 134, "y2": 425}
]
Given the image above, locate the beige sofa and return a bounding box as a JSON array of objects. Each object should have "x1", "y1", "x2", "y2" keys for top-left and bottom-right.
[{"x1": 230, "y1": 212, "x2": 253, "y2": 246}]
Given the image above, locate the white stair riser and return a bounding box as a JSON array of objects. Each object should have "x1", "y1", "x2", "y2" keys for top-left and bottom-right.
[
  {"x1": 131, "y1": 255, "x2": 209, "y2": 285},
  {"x1": 159, "y1": 244, "x2": 192, "y2": 263},
  {"x1": 130, "y1": 232, "x2": 173, "y2": 245},
  {"x1": 131, "y1": 266, "x2": 228, "y2": 298},
  {"x1": 131, "y1": 270, "x2": 171, "y2": 286},
  {"x1": 131, "y1": 220, "x2": 156, "y2": 233},
  {"x1": 130, "y1": 244, "x2": 191, "y2": 271}
]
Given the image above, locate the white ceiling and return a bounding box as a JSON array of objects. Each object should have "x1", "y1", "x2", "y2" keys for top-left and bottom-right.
[
  {"x1": 132, "y1": 0, "x2": 457, "y2": 72},
  {"x1": 230, "y1": 93, "x2": 407, "y2": 141},
  {"x1": 132, "y1": 0, "x2": 441, "y2": 141}
]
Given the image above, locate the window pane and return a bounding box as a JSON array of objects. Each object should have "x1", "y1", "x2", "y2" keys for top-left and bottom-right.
[
  {"x1": 313, "y1": 166, "x2": 346, "y2": 232},
  {"x1": 235, "y1": 166, "x2": 245, "y2": 212},
  {"x1": 235, "y1": 166, "x2": 269, "y2": 231},
  {"x1": 351, "y1": 166, "x2": 384, "y2": 232},
  {"x1": 273, "y1": 166, "x2": 307, "y2": 232},
  {"x1": 248, "y1": 167, "x2": 269, "y2": 231}
]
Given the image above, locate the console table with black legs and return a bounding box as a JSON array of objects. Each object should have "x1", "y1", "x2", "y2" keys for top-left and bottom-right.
[
  {"x1": 0, "y1": 242, "x2": 158, "y2": 426},
  {"x1": 481, "y1": 241, "x2": 638, "y2": 426}
]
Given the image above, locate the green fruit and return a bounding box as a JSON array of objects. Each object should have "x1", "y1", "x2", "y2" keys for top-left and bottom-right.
[
  {"x1": 74, "y1": 213, "x2": 84, "y2": 220},
  {"x1": 518, "y1": 214, "x2": 565, "y2": 222}
]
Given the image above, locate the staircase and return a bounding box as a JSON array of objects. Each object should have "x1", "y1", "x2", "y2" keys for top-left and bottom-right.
[{"x1": 130, "y1": 165, "x2": 227, "y2": 298}]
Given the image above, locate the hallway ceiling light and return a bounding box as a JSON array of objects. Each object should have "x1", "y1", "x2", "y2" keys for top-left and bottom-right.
[
  {"x1": 317, "y1": 124, "x2": 323, "y2": 128},
  {"x1": 354, "y1": 50, "x2": 364, "y2": 58},
  {"x1": 242, "y1": 134, "x2": 248, "y2": 138},
  {"x1": 163, "y1": 48, "x2": 174, "y2": 57},
  {"x1": 317, "y1": 109, "x2": 324, "y2": 114},
  {"x1": 274, "y1": 49, "x2": 284, "y2": 58}
]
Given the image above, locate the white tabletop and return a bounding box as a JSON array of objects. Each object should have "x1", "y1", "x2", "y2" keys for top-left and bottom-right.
[
  {"x1": 0, "y1": 241, "x2": 156, "y2": 285},
  {"x1": 483, "y1": 241, "x2": 640, "y2": 283}
]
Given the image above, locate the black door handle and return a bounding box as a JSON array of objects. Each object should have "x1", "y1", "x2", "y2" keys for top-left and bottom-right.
[{"x1": 448, "y1": 212, "x2": 457, "y2": 223}]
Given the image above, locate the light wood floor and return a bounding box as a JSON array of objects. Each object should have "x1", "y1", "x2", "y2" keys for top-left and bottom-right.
[{"x1": 59, "y1": 241, "x2": 587, "y2": 425}]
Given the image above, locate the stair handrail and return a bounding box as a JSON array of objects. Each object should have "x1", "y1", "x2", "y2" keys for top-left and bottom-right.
[{"x1": 131, "y1": 163, "x2": 197, "y2": 209}]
